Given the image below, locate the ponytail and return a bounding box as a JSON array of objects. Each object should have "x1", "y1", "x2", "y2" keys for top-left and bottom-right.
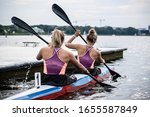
[
  {"x1": 86, "y1": 28, "x2": 97, "y2": 43},
  {"x1": 51, "y1": 29, "x2": 64, "y2": 47}
]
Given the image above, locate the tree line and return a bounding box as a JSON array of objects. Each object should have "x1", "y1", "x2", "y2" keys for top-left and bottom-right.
[{"x1": 0, "y1": 24, "x2": 139, "y2": 36}]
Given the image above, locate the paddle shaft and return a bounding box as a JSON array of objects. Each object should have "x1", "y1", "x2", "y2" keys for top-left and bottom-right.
[
  {"x1": 88, "y1": 74, "x2": 116, "y2": 88},
  {"x1": 36, "y1": 34, "x2": 49, "y2": 44},
  {"x1": 104, "y1": 63, "x2": 111, "y2": 71}
]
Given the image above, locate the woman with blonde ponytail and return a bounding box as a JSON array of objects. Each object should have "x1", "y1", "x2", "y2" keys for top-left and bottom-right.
[
  {"x1": 36, "y1": 28, "x2": 89, "y2": 86},
  {"x1": 51, "y1": 29, "x2": 64, "y2": 48},
  {"x1": 65, "y1": 28, "x2": 105, "y2": 76}
]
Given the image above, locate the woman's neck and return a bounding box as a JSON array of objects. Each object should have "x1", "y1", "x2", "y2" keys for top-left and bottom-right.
[
  {"x1": 52, "y1": 44, "x2": 62, "y2": 48},
  {"x1": 87, "y1": 42, "x2": 94, "y2": 46}
]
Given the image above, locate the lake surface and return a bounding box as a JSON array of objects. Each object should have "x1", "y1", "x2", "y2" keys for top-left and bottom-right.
[{"x1": 0, "y1": 35, "x2": 150, "y2": 100}]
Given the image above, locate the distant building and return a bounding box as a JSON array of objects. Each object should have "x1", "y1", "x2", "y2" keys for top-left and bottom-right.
[
  {"x1": 33, "y1": 27, "x2": 44, "y2": 34},
  {"x1": 138, "y1": 26, "x2": 150, "y2": 36}
]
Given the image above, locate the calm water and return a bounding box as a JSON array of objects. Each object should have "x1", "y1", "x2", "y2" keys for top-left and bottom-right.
[
  {"x1": 94, "y1": 36, "x2": 150, "y2": 100},
  {"x1": 0, "y1": 35, "x2": 150, "y2": 100}
]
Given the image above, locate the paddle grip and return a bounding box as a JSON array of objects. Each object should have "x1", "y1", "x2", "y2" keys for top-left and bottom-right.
[{"x1": 70, "y1": 24, "x2": 87, "y2": 44}]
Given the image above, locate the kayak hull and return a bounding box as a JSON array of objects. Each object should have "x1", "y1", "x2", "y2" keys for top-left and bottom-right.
[{"x1": 5, "y1": 66, "x2": 110, "y2": 100}]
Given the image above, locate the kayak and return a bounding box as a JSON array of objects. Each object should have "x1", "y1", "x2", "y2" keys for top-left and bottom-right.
[{"x1": 4, "y1": 66, "x2": 110, "y2": 100}]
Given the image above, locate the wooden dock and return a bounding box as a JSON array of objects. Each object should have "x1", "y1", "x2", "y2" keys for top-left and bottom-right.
[
  {"x1": 22, "y1": 42, "x2": 40, "y2": 47},
  {"x1": 0, "y1": 48, "x2": 127, "y2": 84}
]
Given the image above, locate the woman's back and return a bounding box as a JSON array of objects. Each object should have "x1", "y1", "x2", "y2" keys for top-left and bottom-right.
[
  {"x1": 65, "y1": 28, "x2": 105, "y2": 69},
  {"x1": 37, "y1": 45, "x2": 72, "y2": 74},
  {"x1": 76, "y1": 44, "x2": 99, "y2": 68},
  {"x1": 39, "y1": 46, "x2": 70, "y2": 63},
  {"x1": 37, "y1": 44, "x2": 88, "y2": 75}
]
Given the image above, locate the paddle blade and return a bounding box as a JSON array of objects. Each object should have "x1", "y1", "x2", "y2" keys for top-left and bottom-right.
[
  {"x1": 88, "y1": 74, "x2": 116, "y2": 88},
  {"x1": 11, "y1": 16, "x2": 37, "y2": 35},
  {"x1": 11, "y1": 16, "x2": 49, "y2": 44},
  {"x1": 110, "y1": 70, "x2": 122, "y2": 82},
  {"x1": 99, "y1": 82, "x2": 116, "y2": 88},
  {"x1": 52, "y1": 4, "x2": 72, "y2": 25},
  {"x1": 104, "y1": 63, "x2": 121, "y2": 82},
  {"x1": 52, "y1": 4, "x2": 87, "y2": 44}
]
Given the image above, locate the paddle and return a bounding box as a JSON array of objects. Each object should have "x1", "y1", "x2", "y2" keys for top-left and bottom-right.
[
  {"x1": 52, "y1": 4, "x2": 87, "y2": 44},
  {"x1": 87, "y1": 74, "x2": 116, "y2": 88},
  {"x1": 52, "y1": 3, "x2": 121, "y2": 82},
  {"x1": 104, "y1": 63, "x2": 121, "y2": 81},
  {"x1": 11, "y1": 16, "x2": 115, "y2": 88},
  {"x1": 11, "y1": 17, "x2": 49, "y2": 45}
]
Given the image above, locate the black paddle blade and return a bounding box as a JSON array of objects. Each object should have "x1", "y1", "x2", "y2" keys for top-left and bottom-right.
[
  {"x1": 11, "y1": 16, "x2": 37, "y2": 35},
  {"x1": 11, "y1": 16, "x2": 49, "y2": 44},
  {"x1": 88, "y1": 74, "x2": 116, "y2": 88},
  {"x1": 99, "y1": 82, "x2": 116, "y2": 88},
  {"x1": 52, "y1": 4, "x2": 87, "y2": 44},
  {"x1": 110, "y1": 70, "x2": 122, "y2": 82},
  {"x1": 52, "y1": 4, "x2": 72, "y2": 25},
  {"x1": 104, "y1": 63, "x2": 121, "y2": 82}
]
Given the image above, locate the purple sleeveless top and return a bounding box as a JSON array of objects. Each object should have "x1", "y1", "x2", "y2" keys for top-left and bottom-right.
[
  {"x1": 43, "y1": 48, "x2": 67, "y2": 75},
  {"x1": 79, "y1": 46, "x2": 95, "y2": 69}
]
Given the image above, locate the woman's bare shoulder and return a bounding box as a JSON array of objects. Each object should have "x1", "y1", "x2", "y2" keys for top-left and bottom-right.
[
  {"x1": 59, "y1": 48, "x2": 75, "y2": 62},
  {"x1": 91, "y1": 48, "x2": 101, "y2": 56},
  {"x1": 61, "y1": 48, "x2": 72, "y2": 55},
  {"x1": 41, "y1": 46, "x2": 51, "y2": 50}
]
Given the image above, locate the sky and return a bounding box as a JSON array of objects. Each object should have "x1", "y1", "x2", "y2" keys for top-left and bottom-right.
[{"x1": 0, "y1": 0, "x2": 150, "y2": 29}]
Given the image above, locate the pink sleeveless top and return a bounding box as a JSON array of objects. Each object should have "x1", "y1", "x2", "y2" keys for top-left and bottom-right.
[
  {"x1": 43, "y1": 48, "x2": 67, "y2": 75},
  {"x1": 79, "y1": 46, "x2": 95, "y2": 69}
]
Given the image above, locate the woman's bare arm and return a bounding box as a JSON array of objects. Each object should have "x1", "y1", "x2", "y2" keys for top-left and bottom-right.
[
  {"x1": 67, "y1": 30, "x2": 80, "y2": 43},
  {"x1": 36, "y1": 49, "x2": 43, "y2": 60},
  {"x1": 65, "y1": 43, "x2": 79, "y2": 49},
  {"x1": 97, "y1": 51, "x2": 105, "y2": 63}
]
